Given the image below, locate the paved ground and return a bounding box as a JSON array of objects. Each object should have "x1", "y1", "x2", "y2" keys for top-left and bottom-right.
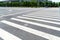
[{"x1": 0, "y1": 7, "x2": 60, "y2": 40}]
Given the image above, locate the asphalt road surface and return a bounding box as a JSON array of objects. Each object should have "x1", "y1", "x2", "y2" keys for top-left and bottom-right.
[{"x1": 0, "y1": 7, "x2": 60, "y2": 40}]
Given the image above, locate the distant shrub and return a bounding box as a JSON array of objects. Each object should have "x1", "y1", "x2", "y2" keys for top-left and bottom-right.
[{"x1": 0, "y1": 1, "x2": 59, "y2": 7}]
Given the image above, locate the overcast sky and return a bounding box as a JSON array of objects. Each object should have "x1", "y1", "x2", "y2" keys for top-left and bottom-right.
[
  {"x1": 52, "y1": 0, "x2": 60, "y2": 2},
  {"x1": 0, "y1": 0, "x2": 6, "y2": 1},
  {"x1": 0, "y1": 0, "x2": 60, "y2": 2}
]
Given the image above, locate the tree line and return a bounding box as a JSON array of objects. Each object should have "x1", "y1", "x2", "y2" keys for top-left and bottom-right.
[{"x1": 0, "y1": 1, "x2": 59, "y2": 7}]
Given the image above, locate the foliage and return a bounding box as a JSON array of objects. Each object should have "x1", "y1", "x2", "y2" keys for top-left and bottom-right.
[{"x1": 0, "y1": 1, "x2": 59, "y2": 7}]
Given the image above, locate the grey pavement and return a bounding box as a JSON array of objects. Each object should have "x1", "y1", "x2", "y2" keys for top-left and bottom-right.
[
  {"x1": 0, "y1": 37, "x2": 3, "y2": 40},
  {"x1": 0, "y1": 7, "x2": 60, "y2": 40}
]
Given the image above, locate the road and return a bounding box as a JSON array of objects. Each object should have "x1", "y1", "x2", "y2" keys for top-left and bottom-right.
[{"x1": 0, "y1": 7, "x2": 60, "y2": 40}]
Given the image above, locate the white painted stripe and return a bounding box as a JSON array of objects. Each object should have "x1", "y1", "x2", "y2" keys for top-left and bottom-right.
[
  {"x1": 17, "y1": 16, "x2": 60, "y2": 25},
  {"x1": 11, "y1": 18, "x2": 60, "y2": 31},
  {"x1": 24, "y1": 16, "x2": 60, "y2": 21},
  {"x1": 0, "y1": 28, "x2": 22, "y2": 40},
  {"x1": 1, "y1": 20, "x2": 60, "y2": 40}
]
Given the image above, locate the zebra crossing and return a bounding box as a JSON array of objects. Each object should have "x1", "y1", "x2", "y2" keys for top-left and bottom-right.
[
  {"x1": 23, "y1": 16, "x2": 60, "y2": 22},
  {"x1": 11, "y1": 17, "x2": 60, "y2": 31},
  {"x1": 0, "y1": 28, "x2": 22, "y2": 40},
  {"x1": 0, "y1": 16, "x2": 60, "y2": 40}
]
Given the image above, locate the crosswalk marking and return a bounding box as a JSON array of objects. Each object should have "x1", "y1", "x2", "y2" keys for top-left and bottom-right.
[
  {"x1": 11, "y1": 18, "x2": 60, "y2": 31},
  {"x1": 24, "y1": 16, "x2": 60, "y2": 21},
  {"x1": 1, "y1": 20, "x2": 60, "y2": 40},
  {"x1": 17, "y1": 16, "x2": 60, "y2": 25},
  {"x1": 0, "y1": 28, "x2": 22, "y2": 40}
]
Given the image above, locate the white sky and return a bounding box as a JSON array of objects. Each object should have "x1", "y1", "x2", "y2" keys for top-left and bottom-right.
[
  {"x1": 52, "y1": 0, "x2": 60, "y2": 2},
  {"x1": 0, "y1": 0, "x2": 6, "y2": 1},
  {"x1": 0, "y1": 0, "x2": 2, "y2": 1}
]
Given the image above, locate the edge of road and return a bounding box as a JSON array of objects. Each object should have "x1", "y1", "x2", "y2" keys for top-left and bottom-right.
[
  {"x1": 0, "y1": 8, "x2": 41, "y2": 18},
  {"x1": 0, "y1": 7, "x2": 59, "y2": 18}
]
